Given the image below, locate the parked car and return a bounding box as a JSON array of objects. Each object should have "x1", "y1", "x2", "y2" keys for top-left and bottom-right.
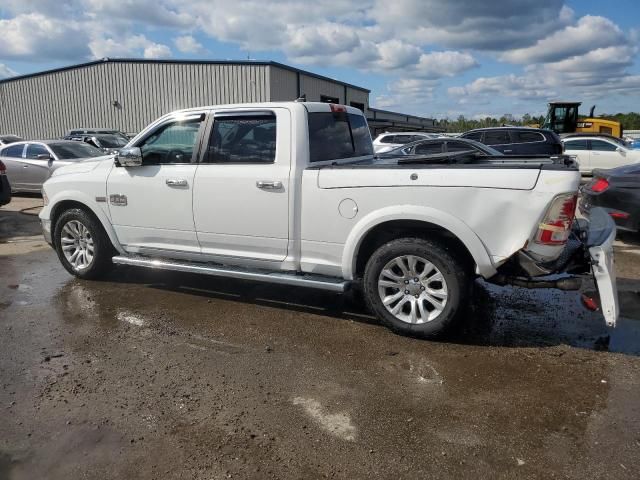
[
  {"x1": 64, "y1": 133, "x2": 129, "y2": 153},
  {"x1": 39, "y1": 102, "x2": 618, "y2": 338},
  {"x1": 0, "y1": 135, "x2": 23, "y2": 146},
  {"x1": 562, "y1": 135, "x2": 640, "y2": 175},
  {"x1": 459, "y1": 127, "x2": 563, "y2": 155},
  {"x1": 580, "y1": 164, "x2": 640, "y2": 233},
  {"x1": 65, "y1": 128, "x2": 129, "y2": 140},
  {"x1": 0, "y1": 160, "x2": 11, "y2": 206},
  {"x1": 0, "y1": 140, "x2": 109, "y2": 193},
  {"x1": 378, "y1": 137, "x2": 502, "y2": 157},
  {"x1": 373, "y1": 132, "x2": 441, "y2": 153}
]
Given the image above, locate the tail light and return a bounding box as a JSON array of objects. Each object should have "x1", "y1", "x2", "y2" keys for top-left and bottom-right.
[
  {"x1": 589, "y1": 178, "x2": 609, "y2": 193},
  {"x1": 534, "y1": 194, "x2": 577, "y2": 245},
  {"x1": 0, "y1": 160, "x2": 5, "y2": 175},
  {"x1": 329, "y1": 103, "x2": 347, "y2": 113}
]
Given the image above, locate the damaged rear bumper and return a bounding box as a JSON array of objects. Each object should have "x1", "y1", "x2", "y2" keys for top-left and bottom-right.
[{"x1": 491, "y1": 207, "x2": 619, "y2": 327}]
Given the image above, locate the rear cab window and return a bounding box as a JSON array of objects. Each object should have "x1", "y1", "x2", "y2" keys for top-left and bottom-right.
[{"x1": 308, "y1": 107, "x2": 373, "y2": 163}]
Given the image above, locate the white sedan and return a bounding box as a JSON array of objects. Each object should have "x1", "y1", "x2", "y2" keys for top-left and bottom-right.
[{"x1": 562, "y1": 135, "x2": 640, "y2": 174}]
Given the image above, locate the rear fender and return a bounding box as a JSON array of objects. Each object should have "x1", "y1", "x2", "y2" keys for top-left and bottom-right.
[{"x1": 342, "y1": 205, "x2": 496, "y2": 280}]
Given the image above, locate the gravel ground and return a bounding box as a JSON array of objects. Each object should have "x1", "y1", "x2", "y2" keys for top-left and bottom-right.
[{"x1": 1, "y1": 196, "x2": 639, "y2": 479}]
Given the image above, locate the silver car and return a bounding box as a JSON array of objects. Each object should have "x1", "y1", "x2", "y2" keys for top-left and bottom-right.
[{"x1": 0, "y1": 140, "x2": 107, "y2": 192}]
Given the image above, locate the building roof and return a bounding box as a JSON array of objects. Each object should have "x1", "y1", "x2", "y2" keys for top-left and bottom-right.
[{"x1": 0, "y1": 57, "x2": 370, "y2": 93}]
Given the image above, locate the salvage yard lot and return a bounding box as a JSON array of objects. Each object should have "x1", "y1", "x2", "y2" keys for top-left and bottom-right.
[{"x1": 1, "y1": 196, "x2": 640, "y2": 479}]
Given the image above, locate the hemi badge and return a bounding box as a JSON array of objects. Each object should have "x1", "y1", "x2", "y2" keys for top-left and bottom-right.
[
  {"x1": 95, "y1": 196, "x2": 106, "y2": 203},
  {"x1": 109, "y1": 194, "x2": 128, "y2": 206}
]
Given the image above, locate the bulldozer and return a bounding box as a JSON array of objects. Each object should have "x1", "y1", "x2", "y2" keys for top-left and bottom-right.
[{"x1": 541, "y1": 101, "x2": 622, "y2": 137}]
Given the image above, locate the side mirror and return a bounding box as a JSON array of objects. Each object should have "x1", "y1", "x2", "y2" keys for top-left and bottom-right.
[
  {"x1": 116, "y1": 147, "x2": 143, "y2": 167},
  {"x1": 36, "y1": 153, "x2": 52, "y2": 160},
  {"x1": 617, "y1": 147, "x2": 627, "y2": 156}
]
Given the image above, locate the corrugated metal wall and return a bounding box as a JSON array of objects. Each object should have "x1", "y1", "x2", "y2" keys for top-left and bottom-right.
[
  {"x1": 0, "y1": 61, "x2": 271, "y2": 139},
  {"x1": 346, "y1": 88, "x2": 369, "y2": 110},
  {"x1": 269, "y1": 67, "x2": 298, "y2": 101},
  {"x1": 299, "y1": 74, "x2": 345, "y2": 103}
]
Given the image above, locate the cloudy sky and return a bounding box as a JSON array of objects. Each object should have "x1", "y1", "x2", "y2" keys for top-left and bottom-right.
[{"x1": 0, "y1": 0, "x2": 638, "y2": 119}]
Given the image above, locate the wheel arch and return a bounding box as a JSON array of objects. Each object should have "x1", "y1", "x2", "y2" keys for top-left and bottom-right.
[
  {"x1": 343, "y1": 206, "x2": 496, "y2": 280},
  {"x1": 48, "y1": 192, "x2": 124, "y2": 253}
]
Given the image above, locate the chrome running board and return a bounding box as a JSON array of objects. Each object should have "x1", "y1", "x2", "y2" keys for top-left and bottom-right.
[{"x1": 111, "y1": 255, "x2": 349, "y2": 293}]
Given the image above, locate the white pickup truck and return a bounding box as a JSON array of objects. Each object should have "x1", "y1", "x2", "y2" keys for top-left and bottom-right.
[{"x1": 39, "y1": 102, "x2": 619, "y2": 338}]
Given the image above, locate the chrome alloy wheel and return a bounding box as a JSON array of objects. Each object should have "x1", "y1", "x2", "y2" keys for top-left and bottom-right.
[
  {"x1": 60, "y1": 220, "x2": 95, "y2": 271},
  {"x1": 377, "y1": 255, "x2": 448, "y2": 324}
]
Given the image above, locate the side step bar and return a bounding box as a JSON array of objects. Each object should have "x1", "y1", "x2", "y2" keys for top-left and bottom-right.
[{"x1": 111, "y1": 255, "x2": 349, "y2": 293}]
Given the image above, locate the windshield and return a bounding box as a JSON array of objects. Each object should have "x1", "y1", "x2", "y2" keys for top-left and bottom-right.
[
  {"x1": 49, "y1": 142, "x2": 105, "y2": 159},
  {"x1": 96, "y1": 134, "x2": 128, "y2": 148}
]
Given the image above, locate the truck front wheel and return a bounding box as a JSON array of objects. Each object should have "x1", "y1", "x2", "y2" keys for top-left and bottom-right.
[
  {"x1": 363, "y1": 237, "x2": 470, "y2": 338},
  {"x1": 53, "y1": 208, "x2": 113, "y2": 280}
]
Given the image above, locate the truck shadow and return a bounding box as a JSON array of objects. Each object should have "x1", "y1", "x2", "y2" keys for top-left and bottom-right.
[{"x1": 104, "y1": 266, "x2": 640, "y2": 356}]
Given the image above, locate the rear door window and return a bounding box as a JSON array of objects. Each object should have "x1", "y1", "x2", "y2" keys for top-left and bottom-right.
[
  {"x1": 1, "y1": 144, "x2": 25, "y2": 157},
  {"x1": 379, "y1": 135, "x2": 396, "y2": 144},
  {"x1": 446, "y1": 141, "x2": 476, "y2": 153},
  {"x1": 308, "y1": 112, "x2": 373, "y2": 162},
  {"x1": 205, "y1": 114, "x2": 277, "y2": 164},
  {"x1": 393, "y1": 135, "x2": 417, "y2": 144},
  {"x1": 516, "y1": 131, "x2": 545, "y2": 143},
  {"x1": 483, "y1": 130, "x2": 511, "y2": 145},
  {"x1": 414, "y1": 142, "x2": 443, "y2": 155},
  {"x1": 462, "y1": 131, "x2": 482, "y2": 141}
]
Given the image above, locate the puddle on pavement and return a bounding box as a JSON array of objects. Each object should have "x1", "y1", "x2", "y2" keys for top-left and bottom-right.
[{"x1": 461, "y1": 281, "x2": 640, "y2": 356}]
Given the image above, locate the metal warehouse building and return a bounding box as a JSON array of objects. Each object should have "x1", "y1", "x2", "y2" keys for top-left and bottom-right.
[{"x1": 0, "y1": 58, "x2": 439, "y2": 139}]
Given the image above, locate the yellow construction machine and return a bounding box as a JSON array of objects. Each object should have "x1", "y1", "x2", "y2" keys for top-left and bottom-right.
[{"x1": 541, "y1": 102, "x2": 622, "y2": 137}]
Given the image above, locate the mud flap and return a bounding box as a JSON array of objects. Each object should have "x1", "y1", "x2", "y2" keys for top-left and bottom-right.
[{"x1": 589, "y1": 227, "x2": 619, "y2": 327}]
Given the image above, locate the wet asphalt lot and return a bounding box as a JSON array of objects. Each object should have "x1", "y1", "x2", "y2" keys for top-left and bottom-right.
[{"x1": 1, "y1": 196, "x2": 640, "y2": 479}]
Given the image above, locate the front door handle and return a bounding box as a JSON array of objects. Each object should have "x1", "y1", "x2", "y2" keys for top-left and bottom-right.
[
  {"x1": 166, "y1": 178, "x2": 188, "y2": 187},
  {"x1": 256, "y1": 180, "x2": 283, "y2": 190}
]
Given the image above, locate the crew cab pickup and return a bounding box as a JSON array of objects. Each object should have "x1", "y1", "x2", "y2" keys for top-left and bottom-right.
[{"x1": 39, "y1": 102, "x2": 619, "y2": 338}]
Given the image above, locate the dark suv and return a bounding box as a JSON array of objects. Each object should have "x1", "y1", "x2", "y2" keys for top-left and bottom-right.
[{"x1": 459, "y1": 127, "x2": 563, "y2": 155}]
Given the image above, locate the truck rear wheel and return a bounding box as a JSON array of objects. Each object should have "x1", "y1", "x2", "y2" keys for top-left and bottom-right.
[
  {"x1": 53, "y1": 208, "x2": 113, "y2": 280},
  {"x1": 363, "y1": 237, "x2": 470, "y2": 338}
]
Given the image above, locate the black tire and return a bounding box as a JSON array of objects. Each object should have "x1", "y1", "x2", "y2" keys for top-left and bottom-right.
[
  {"x1": 363, "y1": 237, "x2": 471, "y2": 338},
  {"x1": 53, "y1": 208, "x2": 114, "y2": 280}
]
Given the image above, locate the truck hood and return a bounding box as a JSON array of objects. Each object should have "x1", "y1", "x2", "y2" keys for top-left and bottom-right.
[{"x1": 50, "y1": 155, "x2": 114, "y2": 177}]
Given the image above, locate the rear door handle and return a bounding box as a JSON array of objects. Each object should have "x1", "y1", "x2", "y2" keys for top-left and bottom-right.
[
  {"x1": 503, "y1": 149, "x2": 513, "y2": 153},
  {"x1": 166, "y1": 178, "x2": 188, "y2": 187},
  {"x1": 256, "y1": 180, "x2": 283, "y2": 190}
]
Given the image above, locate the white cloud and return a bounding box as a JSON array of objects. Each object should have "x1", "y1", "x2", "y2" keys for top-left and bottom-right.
[
  {"x1": 143, "y1": 43, "x2": 172, "y2": 59},
  {"x1": 415, "y1": 51, "x2": 478, "y2": 79},
  {"x1": 370, "y1": 0, "x2": 573, "y2": 50},
  {"x1": 0, "y1": 13, "x2": 91, "y2": 60},
  {"x1": 174, "y1": 35, "x2": 206, "y2": 54},
  {"x1": 0, "y1": 64, "x2": 17, "y2": 79},
  {"x1": 501, "y1": 16, "x2": 627, "y2": 64},
  {"x1": 89, "y1": 35, "x2": 172, "y2": 59}
]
